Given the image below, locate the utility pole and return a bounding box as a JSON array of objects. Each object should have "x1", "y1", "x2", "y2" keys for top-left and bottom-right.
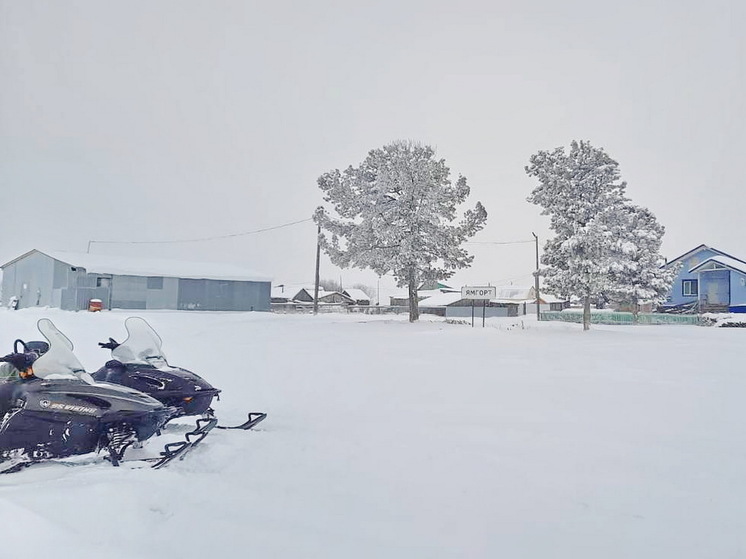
[
  {"x1": 313, "y1": 224, "x2": 321, "y2": 315},
  {"x1": 532, "y1": 232, "x2": 540, "y2": 321}
]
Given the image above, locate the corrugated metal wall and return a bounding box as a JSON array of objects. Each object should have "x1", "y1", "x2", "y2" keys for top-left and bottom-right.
[
  {"x1": 2, "y1": 252, "x2": 55, "y2": 309},
  {"x1": 177, "y1": 279, "x2": 270, "y2": 311}
]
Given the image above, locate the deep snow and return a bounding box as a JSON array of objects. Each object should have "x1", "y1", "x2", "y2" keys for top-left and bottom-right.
[{"x1": 1, "y1": 308, "x2": 745, "y2": 558}]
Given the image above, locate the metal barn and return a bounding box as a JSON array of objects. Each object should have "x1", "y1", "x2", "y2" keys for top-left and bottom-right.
[{"x1": 1, "y1": 250, "x2": 271, "y2": 312}]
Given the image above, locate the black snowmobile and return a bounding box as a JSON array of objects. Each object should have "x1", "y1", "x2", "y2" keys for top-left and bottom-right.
[
  {"x1": 0, "y1": 319, "x2": 181, "y2": 473},
  {"x1": 92, "y1": 317, "x2": 266, "y2": 431}
]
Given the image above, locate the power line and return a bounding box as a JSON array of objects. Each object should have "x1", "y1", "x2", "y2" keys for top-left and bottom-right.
[
  {"x1": 87, "y1": 217, "x2": 313, "y2": 252},
  {"x1": 466, "y1": 239, "x2": 534, "y2": 245}
]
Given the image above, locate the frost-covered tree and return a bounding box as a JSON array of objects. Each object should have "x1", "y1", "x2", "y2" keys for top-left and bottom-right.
[
  {"x1": 526, "y1": 140, "x2": 629, "y2": 330},
  {"x1": 314, "y1": 140, "x2": 487, "y2": 322},
  {"x1": 527, "y1": 140, "x2": 674, "y2": 329},
  {"x1": 605, "y1": 204, "x2": 678, "y2": 320}
]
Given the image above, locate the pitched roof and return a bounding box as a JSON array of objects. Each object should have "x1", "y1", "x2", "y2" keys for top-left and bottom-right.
[
  {"x1": 689, "y1": 255, "x2": 746, "y2": 275},
  {"x1": 665, "y1": 244, "x2": 746, "y2": 267},
  {"x1": 2, "y1": 249, "x2": 271, "y2": 282},
  {"x1": 342, "y1": 288, "x2": 370, "y2": 302}
]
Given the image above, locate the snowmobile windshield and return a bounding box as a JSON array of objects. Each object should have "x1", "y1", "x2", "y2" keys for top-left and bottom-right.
[
  {"x1": 32, "y1": 318, "x2": 92, "y2": 382},
  {"x1": 111, "y1": 317, "x2": 169, "y2": 369}
]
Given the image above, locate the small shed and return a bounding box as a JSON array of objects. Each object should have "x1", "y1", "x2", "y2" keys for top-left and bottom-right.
[{"x1": 1, "y1": 249, "x2": 271, "y2": 312}]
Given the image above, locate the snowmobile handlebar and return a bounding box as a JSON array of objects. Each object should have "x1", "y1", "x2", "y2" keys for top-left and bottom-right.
[
  {"x1": 98, "y1": 338, "x2": 120, "y2": 350},
  {"x1": 12, "y1": 340, "x2": 49, "y2": 357},
  {"x1": 0, "y1": 352, "x2": 36, "y2": 371}
]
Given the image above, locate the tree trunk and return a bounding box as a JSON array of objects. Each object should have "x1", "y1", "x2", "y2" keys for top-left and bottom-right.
[
  {"x1": 632, "y1": 298, "x2": 640, "y2": 324},
  {"x1": 583, "y1": 295, "x2": 591, "y2": 331},
  {"x1": 407, "y1": 269, "x2": 419, "y2": 322}
]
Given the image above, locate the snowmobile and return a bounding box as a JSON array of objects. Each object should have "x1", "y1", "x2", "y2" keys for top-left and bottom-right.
[
  {"x1": 0, "y1": 318, "x2": 215, "y2": 474},
  {"x1": 92, "y1": 317, "x2": 266, "y2": 431}
]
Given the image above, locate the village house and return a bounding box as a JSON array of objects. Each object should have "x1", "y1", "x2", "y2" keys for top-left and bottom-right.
[{"x1": 661, "y1": 244, "x2": 746, "y2": 313}]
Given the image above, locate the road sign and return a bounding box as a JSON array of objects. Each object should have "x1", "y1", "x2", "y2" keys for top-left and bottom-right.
[{"x1": 461, "y1": 286, "x2": 497, "y2": 300}]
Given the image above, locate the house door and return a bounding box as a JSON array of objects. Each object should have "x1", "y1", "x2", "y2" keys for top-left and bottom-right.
[{"x1": 703, "y1": 271, "x2": 729, "y2": 306}]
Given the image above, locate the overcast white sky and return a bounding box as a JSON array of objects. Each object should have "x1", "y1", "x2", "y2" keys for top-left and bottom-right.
[{"x1": 1, "y1": 1, "x2": 744, "y2": 295}]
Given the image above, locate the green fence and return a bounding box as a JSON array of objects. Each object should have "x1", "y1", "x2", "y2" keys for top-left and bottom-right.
[{"x1": 540, "y1": 311, "x2": 702, "y2": 325}]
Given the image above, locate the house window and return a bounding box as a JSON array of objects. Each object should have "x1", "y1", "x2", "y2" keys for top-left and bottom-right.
[
  {"x1": 147, "y1": 277, "x2": 164, "y2": 290},
  {"x1": 682, "y1": 279, "x2": 698, "y2": 297},
  {"x1": 96, "y1": 277, "x2": 111, "y2": 288}
]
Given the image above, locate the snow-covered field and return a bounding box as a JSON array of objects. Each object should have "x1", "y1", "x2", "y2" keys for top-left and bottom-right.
[{"x1": 1, "y1": 308, "x2": 745, "y2": 558}]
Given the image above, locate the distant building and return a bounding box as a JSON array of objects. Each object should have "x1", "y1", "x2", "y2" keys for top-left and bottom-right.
[
  {"x1": 1, "y1": 249, "x2": 271, "y2": 312},
  {"x1": 271, "y1": 286, "x2": 332, "y2": 304},
  {"x1": 414, "y1": 285, "x2": 564, "y2": 318},
  {"x1": 316, "y1": 291, "x2": 353, "y2": 305},
  {"x1": 389, "y1": 282, "x2": 457, "y2": 306},
  {"x1": 272, "y1": 284, "x2": 370, "y2": 308},
  {"x1": 661, "y1": 244, "x2": 746, "y2": 313},
  {"x1": 342, "y1": 288, "x2": 371, "y2": 305}
]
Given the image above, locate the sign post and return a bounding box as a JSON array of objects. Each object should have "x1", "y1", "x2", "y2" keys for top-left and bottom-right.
[{"x1": 461, "y1": 286, "x2": 497, "y2": 328}]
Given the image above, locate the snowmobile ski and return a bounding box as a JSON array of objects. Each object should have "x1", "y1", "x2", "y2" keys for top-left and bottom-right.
[
  {"x1": 0, "y1": 459, "x2": 37, "y2": 474},
  {"x1": 150, "y1": 415, "x2": 218, "y2": 469},
  {"x1": 104, "y1": 415, "x2": 219, "y2": 469},
  {"x1": 216, "y1": 411, "x2": 267, "y2": 431}
]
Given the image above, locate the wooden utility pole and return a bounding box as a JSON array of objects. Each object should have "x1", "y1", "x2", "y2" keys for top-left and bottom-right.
[
  {"x1": 313, "y1": 224, "x2": 321, "y2": 315},
  {"x1": 532, "y1": 232, "x2": 540, "y2": 321}
]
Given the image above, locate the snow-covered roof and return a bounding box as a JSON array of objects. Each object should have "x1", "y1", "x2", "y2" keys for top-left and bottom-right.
[
  {"x1": 689, "y1": 255, "x2": 746, "y2": 275},
  {"x1": 272, "y1": 284, "x2": 333, "y2": 300},
  {"x1": 538, "y1": 293, "x2": 565, "y2": 304},
  {"x1": 417, "y1": 292, "x2": 466, "y2": 307},
  {"x1": 343, "y1": 288, "x2": 370, "y2": 302},
  {"x1": 318, "y1": 291, "x2": 352, "y2": 302},
  {"x1": 271, "y1": 286, "x2": 293, "y2": 299},
  {"x1": 494, "y1": 286, "x2": 534, "y2": 300},
  {"x1": 295, "y1": 287, "x2": 330, "y2": 297},
  {"x1": 10, "y1": 250, "x2": 272, "y2": 282}
]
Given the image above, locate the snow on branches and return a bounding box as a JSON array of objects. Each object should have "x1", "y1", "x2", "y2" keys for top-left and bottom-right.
[
  {"x1": 526, "y1": 140, "x2": 673, "y2": 329},
  {"x1": 314, "y1": 140, "x2": 487, "y2": 322}
]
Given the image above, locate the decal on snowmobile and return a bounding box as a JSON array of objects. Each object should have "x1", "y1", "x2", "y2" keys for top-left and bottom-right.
[{"x1": 45, "y1": 402, "x2": 98, "y2": 415}]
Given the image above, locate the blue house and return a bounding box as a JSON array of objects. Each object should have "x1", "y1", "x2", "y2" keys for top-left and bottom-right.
[{"x1": 662, "y1": 244, "x2": 746, "y2": 313}]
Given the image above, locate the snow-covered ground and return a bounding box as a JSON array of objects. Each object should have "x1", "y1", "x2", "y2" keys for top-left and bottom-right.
[{"x1": 1, "y1": 308, "x2": 745, "y2": 558}]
